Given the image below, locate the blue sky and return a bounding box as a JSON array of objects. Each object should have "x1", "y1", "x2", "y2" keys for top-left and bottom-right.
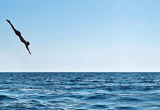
[{"x1": 1, "y1": 0, "x2": 160, "y2": 72}]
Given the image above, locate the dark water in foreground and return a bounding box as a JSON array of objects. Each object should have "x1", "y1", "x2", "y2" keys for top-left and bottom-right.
[{"x1": 0, "y1": 72, "x2": 160, "y2": 110}]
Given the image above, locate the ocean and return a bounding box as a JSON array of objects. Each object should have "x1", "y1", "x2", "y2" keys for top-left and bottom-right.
[{"x1": 0, "y1": 72, "x2": 160, "y2": 110}]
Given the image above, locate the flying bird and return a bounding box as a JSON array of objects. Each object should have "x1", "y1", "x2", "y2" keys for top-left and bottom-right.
[{"x1": 6, "y1": 19, "x2": 31, "y2": 54}]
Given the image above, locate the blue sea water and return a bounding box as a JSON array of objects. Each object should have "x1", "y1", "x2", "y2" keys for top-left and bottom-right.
[{"x1": 0, "y1": 72, "x2": 160, "y2": 110}]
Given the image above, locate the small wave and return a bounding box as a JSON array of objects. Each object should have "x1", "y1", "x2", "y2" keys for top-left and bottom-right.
[
  {"x1": 75, "y1": 109, "x2": 88, "y2": 110},
  {"x1": 35, "y1": 103, "x2": 47, "y2": 108},
  {"x1": 29, "y1": 99, "x2": 40, "y2": 103},
  {"x1": 0, "y1": 95, "x2": 15, "y2": 101},
  {"x1": 90, "y1": 104, "x2": 108, "y2": 109},
  {"x1": 115, "y1": 106, "x2": 136, "y2": 110},
  {"x1": 84, "y1": 94, "x2": 108, "y2": 100},
  {"x1": 65, "y1": 94, "x2": 84, "y2": 99},
  {"x1": 117, "y1": 97, "x2": 142, "y2": 102},
  {"x1": 48, "y1": 100, "x2": 63, "y2": 104},
  {"x1": 119, "y1": 86, "x2": 132, "y2": 90}
]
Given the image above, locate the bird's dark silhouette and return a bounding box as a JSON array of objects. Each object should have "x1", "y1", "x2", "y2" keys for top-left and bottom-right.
[{"x1": 6, "y1": 19, "x2": 31, "y2": 54}]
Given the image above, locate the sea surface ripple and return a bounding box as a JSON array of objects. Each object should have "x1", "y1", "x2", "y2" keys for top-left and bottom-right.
[{"x1": 0, "y1": 72, "x2": 160, "y2": 110}]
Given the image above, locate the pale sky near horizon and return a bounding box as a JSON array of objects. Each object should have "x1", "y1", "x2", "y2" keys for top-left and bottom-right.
[{"x1": 1, "y1": 0, "x2": 160, "y2": 72}]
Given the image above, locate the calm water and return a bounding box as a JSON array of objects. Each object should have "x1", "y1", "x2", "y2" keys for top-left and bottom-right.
[{"x1": 0, "y1": 72, "x2": 160, "y2": 110}]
